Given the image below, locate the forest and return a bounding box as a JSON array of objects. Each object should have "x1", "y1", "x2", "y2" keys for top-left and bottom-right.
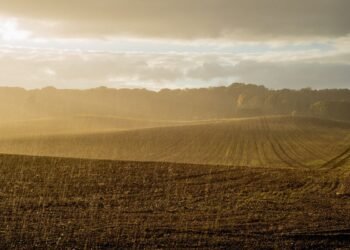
[{"x1": 1, "y1": 83, "x2": 349, "y2": 122}]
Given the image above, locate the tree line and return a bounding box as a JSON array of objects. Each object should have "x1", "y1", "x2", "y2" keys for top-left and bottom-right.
[{"x1": 0, "y1": 83, "x2": 349, "y2": 122}]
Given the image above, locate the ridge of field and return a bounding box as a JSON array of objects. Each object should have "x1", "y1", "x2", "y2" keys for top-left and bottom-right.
[
  {"x1": 0, "y1": 116, "x2": 349, "y2": 168},
  {"x1": 0, "y1": 115, "x2": 193, "y2": 138},
  {"x1": 0, "y1": 154, "x2": 350, "y2": 249}
]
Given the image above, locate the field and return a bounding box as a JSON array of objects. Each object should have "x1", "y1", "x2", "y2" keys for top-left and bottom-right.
[
  {"x1": 0, "y1": 116, "x2": 349, "y2": 168},
  {"x1": 1, "y1": 154, "x2": 350, "y2": 249},
  {"x1": 0, "y1": 115, "x2": 189, "y2": 138},
  {"x1": 1, "y1": 116, "x2": 350, "y2": 249}
]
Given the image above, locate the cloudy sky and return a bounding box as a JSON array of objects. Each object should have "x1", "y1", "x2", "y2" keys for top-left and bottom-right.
[{"x1": 0, "y1": 0, "x2": 349, "y2": 90}]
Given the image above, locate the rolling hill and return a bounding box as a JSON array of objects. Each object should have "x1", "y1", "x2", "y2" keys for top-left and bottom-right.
[
  {"x1": 0, "y1": 115, "x2": 189, "y2": 138},
  {"x1": 1, "y1": 115, "x2": 350, "y2": 248},
  {"x1": 0, "y1": 116, "x2": 349, "y2": 168}
]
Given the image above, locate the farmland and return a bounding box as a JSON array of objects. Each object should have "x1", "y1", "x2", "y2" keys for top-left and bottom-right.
[
  {"x1": 0, "y1": 116, "x2": 349, "y2": 168},
  {"x1": 1, "y1": 0, "x2": 350, "y2": 247},
  {"x1": 1, "y1": 115, "x2": 350, "y2": 248},
  {"x1": 0, "y1": 153, "x2": 350, "y2": 249},
  {"x1": 0, "y1": 115, "x2": 189, "y2": 139}
]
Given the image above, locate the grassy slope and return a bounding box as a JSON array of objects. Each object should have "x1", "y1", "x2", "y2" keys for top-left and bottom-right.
[
  {"x1": 0, "y1": 116, "x2": 349, "y2": 168},
  {"x1": 0, "y1": 154, "x2": 350, "y2": 249}
]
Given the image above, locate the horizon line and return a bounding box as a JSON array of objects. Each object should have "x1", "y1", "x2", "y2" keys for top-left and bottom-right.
[{"x1": 0, "y1": 83, "x2": 349, "y2": 92}]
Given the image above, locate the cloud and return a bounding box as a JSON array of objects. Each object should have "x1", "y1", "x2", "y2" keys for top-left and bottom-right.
[
  {"x1": 0, "y1": 0, "x2": 349, "y2": 40},
  {"x1": 231, "y1": 60, "x2": 350, "y2": 89},
  {"x1": 187, "y1": 62, "x2": 238, "y2": 80},
  {"x1": 0, "y1": 50, "x2": 189, "y2": 89},
  {"x1": 0, "y1": 48, "x2": 349, "y2": 90}
]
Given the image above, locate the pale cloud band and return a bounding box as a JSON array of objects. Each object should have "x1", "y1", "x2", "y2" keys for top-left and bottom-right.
[{"x1": 0, "y1": 47, "x2": 349, "y2": 90}]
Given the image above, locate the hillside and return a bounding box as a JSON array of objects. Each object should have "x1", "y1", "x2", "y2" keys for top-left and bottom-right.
[
  {"x1": 1, "y1": 154, "x2": 350, "y2": 249},
  {"x1": 0, "y1": 116, "x2": 349, "y2": 168},
  {"x1": 0, "y1": 115, "x2": 188, "y2": 138}
]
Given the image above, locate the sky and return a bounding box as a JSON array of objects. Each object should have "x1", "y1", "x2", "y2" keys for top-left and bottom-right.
[{"x1": 0, "y1": 0, "x2": 349, "y2": 90}]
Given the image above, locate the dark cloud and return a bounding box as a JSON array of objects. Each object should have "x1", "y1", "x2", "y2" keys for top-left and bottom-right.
[{"x1": 0, "y1": 0, "x2": 349, "y2": 40}]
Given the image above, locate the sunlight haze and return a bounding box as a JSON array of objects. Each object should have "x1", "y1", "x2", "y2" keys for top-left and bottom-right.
[{"x1": 1, "y1": 1, "x2": 350, "y2": 249}]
